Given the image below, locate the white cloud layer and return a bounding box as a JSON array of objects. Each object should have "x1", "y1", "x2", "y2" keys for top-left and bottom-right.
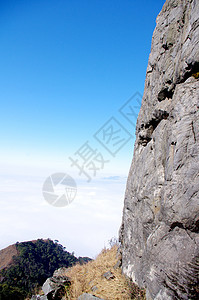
[{"x1": 0, "y1": 162, "x2": 127, "y2": 258}]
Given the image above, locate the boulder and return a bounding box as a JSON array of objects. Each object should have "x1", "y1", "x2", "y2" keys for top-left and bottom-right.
[
  {"x1": 31, "y1": 296, "x2": 47, "y2": 300},
  {"x1": 53, "y1": 267, "x2": 69, "y2": 277},
  {"x1": 78, "y1": 293, "x2": 104, "y2": 300},
  {"x1": 102, "y1": 271, "x2": 115, "y2": 280},
  {"x1": 42, "y1": 274, "x2": 71, "y2": 299}
]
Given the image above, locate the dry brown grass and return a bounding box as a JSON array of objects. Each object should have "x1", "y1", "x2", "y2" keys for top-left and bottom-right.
[{"x1": 64, "y1": 245, "x2": 145, "y2": 300}]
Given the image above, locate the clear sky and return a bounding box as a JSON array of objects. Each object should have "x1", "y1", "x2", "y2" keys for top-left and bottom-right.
[{"x1": 0, "y1": 0, "x2": 165, "y2": 257}]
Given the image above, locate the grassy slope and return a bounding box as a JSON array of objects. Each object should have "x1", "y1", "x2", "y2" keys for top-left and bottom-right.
[{"x1": 64, "y1": 245, "x2": 146, "y2": 300}]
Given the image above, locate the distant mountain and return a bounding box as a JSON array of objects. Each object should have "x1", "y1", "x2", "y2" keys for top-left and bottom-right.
[{"x1": 0, "y1": 239, "x2": 91, "y2": 300}]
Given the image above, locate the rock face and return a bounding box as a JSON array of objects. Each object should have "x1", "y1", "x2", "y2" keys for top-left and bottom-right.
[{"x1": 120, "y1": 0, "x2": 199, "y2": 299}]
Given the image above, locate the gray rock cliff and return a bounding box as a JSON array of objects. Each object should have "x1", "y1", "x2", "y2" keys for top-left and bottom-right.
[{"x1": 120, "y1": 0, "x2": 199, "y2": 299}]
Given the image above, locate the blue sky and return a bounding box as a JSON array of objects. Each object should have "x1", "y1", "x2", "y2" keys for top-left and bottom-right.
[{"x1": 0, "y1": 0, "x2": 165, "y2": 256}]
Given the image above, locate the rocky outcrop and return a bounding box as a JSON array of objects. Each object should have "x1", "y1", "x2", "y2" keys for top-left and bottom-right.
[
  {"x1": 31, "y1": 296, "x2": 47, "y2": 300},
  {"x1": 42, "y1": 274, "x2": 70, "y2": 299},
  {"x1": 102, "y1": 270, "x2": 115, "y2": 280},
  {"x1": 31, "y1": 268, "x2": 71, "y2": 300},
  {"x1": 120, "y1": 0, "x2": 199, "y2": 299}
]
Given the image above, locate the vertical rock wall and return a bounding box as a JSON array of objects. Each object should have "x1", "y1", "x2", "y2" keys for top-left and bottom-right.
[{"x1": 120, "y1": 0, "x2": 199, "y2": 299}]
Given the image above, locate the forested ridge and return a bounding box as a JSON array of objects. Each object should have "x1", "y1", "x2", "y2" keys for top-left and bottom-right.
[{"x1": 0, "y1": 239, "x2": 90, "y2": 299}]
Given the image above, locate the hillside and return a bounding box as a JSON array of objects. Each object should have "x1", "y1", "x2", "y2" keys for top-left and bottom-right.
[
  {"x1": 30, "y1": 244, "x2": 146, "y2": 300},
  {"x1": 0, "y1": 244, "x2": 18, "y2": 271},
  {"x1": 0, "y1": 239, "x2": 90, "y2": 299},
  {"x1": 63, "y1": 245, "x2": 146, "y2": 299}
]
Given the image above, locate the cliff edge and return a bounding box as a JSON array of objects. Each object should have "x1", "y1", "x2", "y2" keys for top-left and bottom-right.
[{"x1": 120, "y1": 0, "x2": 199, "y2": 299}]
